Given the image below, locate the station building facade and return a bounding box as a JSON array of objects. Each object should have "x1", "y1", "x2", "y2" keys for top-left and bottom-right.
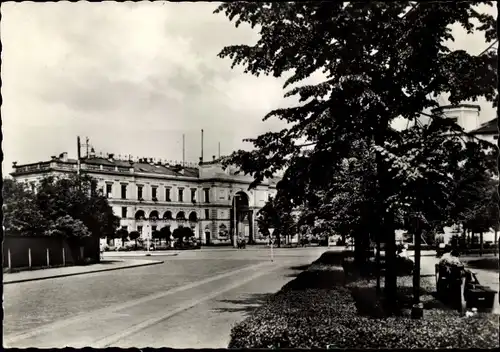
[{"x1": 10, "y1": 152, "x2": 278, "y2": 245}]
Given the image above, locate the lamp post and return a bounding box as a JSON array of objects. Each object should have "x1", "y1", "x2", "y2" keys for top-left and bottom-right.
[
  {"x1": 269, "y1": 228, "x2": 275, "y2": 262},
  {"x1": 411, "y1": 213, "x2": 423, "y2": 319},
  {"x1": 146, "y1": 224, "x2": 151, "y2": 255}
]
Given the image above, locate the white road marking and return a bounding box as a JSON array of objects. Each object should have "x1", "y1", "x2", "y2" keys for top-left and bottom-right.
[
  {"x1": 93, "y1": 262, "x2": 283, "y2": 348},
  {"x1": 4, "y1": 262, "x2": 270, "y2": 345}
]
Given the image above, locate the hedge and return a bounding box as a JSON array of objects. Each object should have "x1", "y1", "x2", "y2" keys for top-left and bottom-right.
[{"x1": 229, "y1": 251, "x2": 499, "y2": 349}]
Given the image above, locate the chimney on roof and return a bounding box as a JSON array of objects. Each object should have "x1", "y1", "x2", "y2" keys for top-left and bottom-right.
[
  {"x1": 60, "y1": 152, "x2": 68, "y2": 162},
  {"x1": 51, "y1": 155, "x2": 57, "y2": 160},
  {"x1": 213, "y1": 155, "x2": 216, "y2": 161},
  {"x1": 90, "y1": 148, "x2": 96, "y2": 158},
  {"x1": 108, "y1": 153, "x2": 114, "y2": 160},
  {"x1": 12, "y1": 161, "x2": 17, "y2": 168}
]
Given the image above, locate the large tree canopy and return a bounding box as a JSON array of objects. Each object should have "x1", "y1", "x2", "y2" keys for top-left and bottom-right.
[
  {"x1": 216, "y1": 2, "x2": 496, "y2": 187},
  {"x1": 215, "y1": 2, "x2": 497, "y2": 310},
  {"x1": 3, "y1": 175, "x2": 120, "y2": 239}
]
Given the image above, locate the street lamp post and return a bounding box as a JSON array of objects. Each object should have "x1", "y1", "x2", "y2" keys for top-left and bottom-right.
[
  {"x1": 411, "y1": 214, "x2": 423, "y2": 319},
  {"x1": 146, "y1": 224, "x2": 151, "y2": 256},
  {"x1": 269, "y1": 228, "x2": 275, "y2": 262}
]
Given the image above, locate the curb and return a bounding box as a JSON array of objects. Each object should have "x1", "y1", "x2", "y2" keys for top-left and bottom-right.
[
  {"x1": 4, "y1": 260, "x2": 164, "y2": 285},
  {"x1": 103, "y1": 252, "x2": 179, "y2": 257}
]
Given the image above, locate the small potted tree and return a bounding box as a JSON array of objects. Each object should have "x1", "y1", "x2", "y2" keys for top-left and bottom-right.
[{"x1": 129, "y1": 231, "x2": 140, "y2": 250}]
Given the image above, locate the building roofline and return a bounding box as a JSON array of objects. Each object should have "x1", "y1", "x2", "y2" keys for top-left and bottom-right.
[
  {"x1": 431, "y1": 104, "x2": 481, "y2": 114},
  {"x1": 470, "y1": 117, "x2": 498, "y2": 134}
]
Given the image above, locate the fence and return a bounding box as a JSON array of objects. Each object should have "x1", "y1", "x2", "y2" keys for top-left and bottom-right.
[{"x1": 3, "y1": 235, "x2": 100, "y2": 271}]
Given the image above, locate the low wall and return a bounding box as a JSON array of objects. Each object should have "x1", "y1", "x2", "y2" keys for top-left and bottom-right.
[{"x1": 3, "y1": 235, "x2": 100, "y2": 270}]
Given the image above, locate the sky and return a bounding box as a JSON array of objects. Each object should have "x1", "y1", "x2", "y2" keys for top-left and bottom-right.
[{"x1": 1, "y1": 2, "x2": 497, "y2": 176}]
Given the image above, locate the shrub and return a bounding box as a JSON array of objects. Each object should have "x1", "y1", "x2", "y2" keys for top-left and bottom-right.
[
  {"x1": 283, "y1": 264, "x2": 348, "y2": 291},
  {"x1": 229, "y1": 254, "x2": 498, "y2": 349},
  {"x1": 314, "y1": 250, "x2": 353, "y2": 266},
  {"x1": 229, "y1": 282, "x2": 499, "y2": 349}
]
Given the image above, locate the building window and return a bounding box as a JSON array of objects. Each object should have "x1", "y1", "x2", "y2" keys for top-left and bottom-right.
[
  {"x1": 204, "y1": 188, "x2": 210, "y2": 203},
  {"x1": 152, "y1": 225, "x2": 157, "y2": 232},
  {"x1": 191, "y1": 188, "x2": 197, "y2": 203},
  {"x1": 121, "y1": 225, "x2": 127, "y2": 231},
  {"x1": 137, "y1": 185, "x2": 143, "y2": 200},
  {"x1": 137, "y1": 226, "x2": 143, "y2": 234},
  {"x1": 152, "y1": 186, "x2": 158, "y2": 201},
  {"x1": 121, "y1": 184, "x2": 127, "y2": 199},
  {"x1": 106, "y1": 183, "x2": 112, "y2": 198},
  {"x1": 494, "y1": 135, "x2": 498, "y2": 140},
  {"x1": 165, "y1": 188, "x2": 171, "y2": 202},
  {"x1": 178, "y1": 188, "x2": 184, "y2": 202},
  {"x1": 121, "y1": 207, "x2": 127, "y2": 218},
  {"x1": 90, "y1": 180, "x2": 98, "y2": 195},
  {"x1": 205, "y1": 209, "x2": 210, "y2": 220}
]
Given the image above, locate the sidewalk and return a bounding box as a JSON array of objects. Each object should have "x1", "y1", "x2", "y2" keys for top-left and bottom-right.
[{"x1": 4, "y1": 259, "x2": 163, "y2": 284}]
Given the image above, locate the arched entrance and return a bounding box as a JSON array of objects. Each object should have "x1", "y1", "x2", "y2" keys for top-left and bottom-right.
[
  {"x1": 230, "y1": 191, "x2": 254, "y2": 245},
  {"x1": 135, "y1": 210, "x2": 146, "y2": 220}
]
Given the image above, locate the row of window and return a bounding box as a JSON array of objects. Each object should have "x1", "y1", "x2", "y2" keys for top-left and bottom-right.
[
  {"x1": 105, "y1": 184, "x2": 211, "y2": 203},
  {"x1": 121, "y1": 207, "x2": 211, "y2": 220}
]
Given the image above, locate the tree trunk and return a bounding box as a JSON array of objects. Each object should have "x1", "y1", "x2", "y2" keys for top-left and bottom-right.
[
  {"x1": 354, "y1": 230, "x2": 368, "y2": 266},
  {"x1": 376, "y1": 234, "x2": 381, "y2": 295},
  {"x1": 494, "y1": 229, "x2": 498, "y2": 257},
  {"x1": 413, "y1": 220, "x2": 422, "y2": 306},
  {"x1": 383, "y1": 211, "x2": 398, "y2": 314},
  {"x1": 479, "y1": 232, "x2": 483, "y2": 257}
]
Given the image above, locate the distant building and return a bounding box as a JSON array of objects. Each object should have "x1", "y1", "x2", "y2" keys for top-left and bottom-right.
[
  {"x1": 431, "y1": 104, "x2": 498, "y2": 144},
  {"x1": 431, "y1": 104, "x2": 498, "y2": 244},
  {"x1": 10, "y1": 150, "x2": 278, "y2": 245},
  {"x1": 470, "y1": 117, "x2": 498, "y2": 145}
]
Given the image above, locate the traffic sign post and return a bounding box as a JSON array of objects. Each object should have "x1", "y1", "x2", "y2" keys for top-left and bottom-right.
[{"x1": 269, "y1": 228, "x2": 275, "y2": 262}]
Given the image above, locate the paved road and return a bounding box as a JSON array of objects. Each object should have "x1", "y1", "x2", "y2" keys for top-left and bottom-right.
[{"x1": 4, "y1": 247, "x2": 327, "y2": 348}]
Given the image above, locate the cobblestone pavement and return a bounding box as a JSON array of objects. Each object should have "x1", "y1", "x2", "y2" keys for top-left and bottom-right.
[{"x1": 4, "y1": 246, "x2": 327, "y2": 348}]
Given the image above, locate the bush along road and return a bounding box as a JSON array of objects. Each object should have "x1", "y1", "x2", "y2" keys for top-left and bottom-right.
[{"x1": 228, "y1": 250, "x2": 499, "y2": 349}]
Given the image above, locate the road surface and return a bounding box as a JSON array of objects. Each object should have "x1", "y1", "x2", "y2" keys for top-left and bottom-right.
[{"x1": 4, "y1": 246, "x2": 328, "y2": 348}]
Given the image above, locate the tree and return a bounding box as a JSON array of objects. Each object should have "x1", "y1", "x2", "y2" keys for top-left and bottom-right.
[
  {"x1": 3, "y1": 179, "x2": 50, "y2": 236},
  {"x1": 258, "y1": 194, "x2": 298, "y2": 247},
  {"x1": 447, "y1": 141, "x2": 498, "y2": 238},
  {"x1": 215, "y1": 2, "x2": 497, "y2": 313},
  {"x1": 116, "y1": 228, "x2": 129, "y2": 243},
  {"x1": 159, "y1": 226, "x2": 172, "y2": 244},
  {"x1": 44, "y1": 215, "x2": 91, "y2": 238},
  {"x1": 128, "y1": 231, "x2": 140, "y2": 249},
  {"x1": 173, "y1": 227, "x2": 195, "y2": 245},
  {"x1": 28, "y1": 174, "x2": 121, "y2": 239},
  {"x1": 172, "y1": 227, "x2": 184, "y2": 244}
]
